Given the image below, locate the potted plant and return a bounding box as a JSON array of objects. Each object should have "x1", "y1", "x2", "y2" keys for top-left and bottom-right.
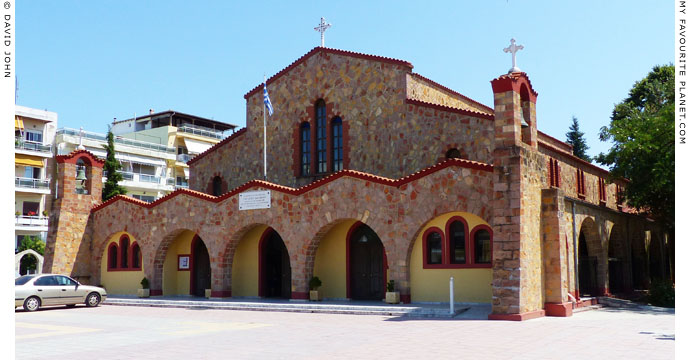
[
  {"x1": 42, "y1": 210, "x2": 48, "y2": 217},
  {"x1": 309, "y1": 276, "x2": 322, "y2": 301},
  {"x1": 138, "y1": 277, "x2": 150, "y2": 298},
  {"x1": 15, "y1": 211, "x2": 20, "y2": 217},
  {"x1": 205, "y1": 288, "x2": 212, "y2": 298},
  {"x1": 385, "y1": 280, "x2": 400, "y2": 304}
]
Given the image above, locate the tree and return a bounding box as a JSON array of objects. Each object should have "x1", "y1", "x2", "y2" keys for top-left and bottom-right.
[
  {"x1": 102, "y1": 129, "x2": 127, "y2": 201},
  {"x1": 18, "y1": 236, "x2": 45, "y2": 274},
  {"x1": 595, "y1": 65, "x2": 674, "y2": 228},
  {"x1": 565, "y1": 116, "x2": 592, "y2": 162}
]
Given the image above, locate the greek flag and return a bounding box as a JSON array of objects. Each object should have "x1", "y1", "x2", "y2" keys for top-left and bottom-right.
[{"x1": 263, "y1": 82, "x2": 274, "y2": 116}]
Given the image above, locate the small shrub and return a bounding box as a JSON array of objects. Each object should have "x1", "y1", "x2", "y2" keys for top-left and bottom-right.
[
  {"x1": 309, "y1": 276, "x2": 322, "y2": 291},
  {"x1": 140, "y1": 277, "x2": 150, "y2": 289},
  {"x1": 387, "y1": 280, "x2": 395, "y2": 292},
  {"x1": 648, "y1": 280, "x2": 674, "y2": 308}
]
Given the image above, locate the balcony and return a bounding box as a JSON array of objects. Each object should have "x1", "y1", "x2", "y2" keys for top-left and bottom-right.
[
  {"x1": 178, "y1": 125, "x2": 224, "y2": 140},
  {"x1": 15, "y1": 215, "x2": 49, "y2": 231},
  {"x1": 176, "y1": 153, "x2": 192, "y2": 163},
  {"x1": 56, "y1": 128, "x2": 176, "y2": 154},
  {"x1": 15, "y1": 177, "x2": 51, "y2": 194},
  {"x1": 15, "y1": 138, "x2": 52, "y2": 153}
]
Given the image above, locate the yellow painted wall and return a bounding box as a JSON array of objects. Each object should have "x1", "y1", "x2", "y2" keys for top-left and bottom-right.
[
  {"x1": 313, "y1": 220, "x2": 357, "y2": 299},
  {"x1": 410, "y1": 212, "x2": 492, "y2": 303},
  {"x1": 162, "y1": 230, "x2": 195, "y2": 295},
  {"x1": 100, "y1": 232, "x2": 145, "y2": 295},
  {"x1": 232, "y1": 225, "x2": 267, "y2": 297}
]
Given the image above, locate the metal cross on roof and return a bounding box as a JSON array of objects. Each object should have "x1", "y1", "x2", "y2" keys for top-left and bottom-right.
[
  {"x1": 314, "y1": 17, "x2": 332, "y2": 47},
  {"x1": 503, "y1": 38, "x2": 524, "y2": 73}
]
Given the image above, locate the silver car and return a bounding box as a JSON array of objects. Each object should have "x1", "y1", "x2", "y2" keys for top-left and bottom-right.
[{"x1": 15, "y1": 274, "x2": 107, "y2": 311}]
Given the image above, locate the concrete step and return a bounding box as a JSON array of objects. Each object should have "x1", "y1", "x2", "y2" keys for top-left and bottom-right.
[{"x1": 103, "y1": 297, "x2": 470, "y2": 318}]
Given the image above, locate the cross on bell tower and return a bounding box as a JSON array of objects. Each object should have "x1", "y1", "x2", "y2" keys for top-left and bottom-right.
[
  {"x1": 314, "y1": 17, "x2": 332, "y2": 47},
  {"x1": 503, "y1": 38, "x2": 524, "y2": 74}
]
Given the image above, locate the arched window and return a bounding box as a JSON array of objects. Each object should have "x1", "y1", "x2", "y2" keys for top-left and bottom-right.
[
  {"x1": 75, "y1": 158, "x2": 89, "y2": 194},
  {"x1": 120, "y1": 236, "x2": 129, "y2": 269},
  {"x1": 315, "y1": 100, "x2": 327, "y2": 173},
  {"x1": 425, "y1": 230, "x2": 443, "y2": 265},
  {"x1": 332, "y1": 117, "x2": 343, "y2": 171},
  {"x1": 300, "y1": 122, "x2": 311, "y2": 176},
  {"x1": 520, "y1": 84, "x2": 532, "y2": 144},
  {"x1": 212, "y1": 176, "x2": 222, "y2": 196},
  {"x1": 445, "y1": 148, "x2": 462, "y2": 159},
  {"x1": 473, "y1": 227, "x2": 492, "y2": 264},
  {"x1": 448, "y1": 220, "x2": 466, "y2": 264},
  {"x1": 108, "y1": 244, "x2": 118, "y2": 270},
  {"x1": 131, "y1": 243, "x2": 141, "y2": 269}
]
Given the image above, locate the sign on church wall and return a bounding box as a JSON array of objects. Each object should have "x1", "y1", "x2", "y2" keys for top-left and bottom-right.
[{"x1": 239, "y1": 190, "x2": 271, "y2": 210}]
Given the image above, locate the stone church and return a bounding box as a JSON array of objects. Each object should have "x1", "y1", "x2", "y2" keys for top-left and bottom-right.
[{"x1": 44, "y1": 45, "x2": 672, "y2": 320}]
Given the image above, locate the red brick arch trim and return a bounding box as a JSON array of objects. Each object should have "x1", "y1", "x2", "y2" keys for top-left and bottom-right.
[
  {"x1": 55, "y1": 149, "x2": 105, "y2": 167},
  {"x1": 421, "y1": 227, "x2": 446, "y2": 269},
  {"x1": 469, "y1": 224, "x2": 494, "y2": 266},
  {"x1": 490, "y1": 72, "x2": 538, "y2": 103},
  {"x1": 92, "y1": 158, "x2": 494, "y2": 213}
]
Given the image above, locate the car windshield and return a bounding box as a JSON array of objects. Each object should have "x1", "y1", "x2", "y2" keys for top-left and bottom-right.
[{"x1": 15, "y1": 275, "x2": 36, "y2": 285}]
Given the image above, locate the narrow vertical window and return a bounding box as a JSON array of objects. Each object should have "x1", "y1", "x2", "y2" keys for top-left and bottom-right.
[
  {"x1": 332, "y1": 117, "x2": 343, "y2": 172},
  {"x1": 449, "y1": 220, "x2": 466, "y2": 264},
  {"x1": 599, "y1": 177, "x2": 606, "y2": 202},
  {"x1": 426, "y1": 231, "x2": 443, "y2": 265},
  {"x1": 554, "y1": 160, "x2": 560, "y2": 187},
  {"x1": 132, "y1": 243, "x2": 141, "y2": 269},
  {"x1": 315, "y1": 100, "x2": 327, "y2": 173},
  {"x1": 300, "y1": 122, "x2": 311, "y2": 176},
  {"x1": 474, "y1": 229, "x2": 492, "y2": 264},
  {"x1": 108, "y1": 244, "x2": 118, "y2": 270},
  {"x1": 549, "y1": 158, "x2": 555, "y2": 187},
  {"x1": 212, "y1": 176, "x2": 222, "y2": 196},
  {"x1": 120, "y1": 237, "x2": 129, "y2": 269}
]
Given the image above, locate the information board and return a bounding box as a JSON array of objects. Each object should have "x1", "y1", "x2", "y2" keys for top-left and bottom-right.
[{"x1": 239, "y1": 190, "x2": 271, "y2": 210}]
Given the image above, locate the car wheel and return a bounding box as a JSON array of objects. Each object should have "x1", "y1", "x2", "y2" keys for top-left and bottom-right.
[
  {"x1": 85, "y1": 292, "x2": 101, "y2": 307},
  {"x1": 23, "y1": 296, "x2": 41, "y2": 312}
]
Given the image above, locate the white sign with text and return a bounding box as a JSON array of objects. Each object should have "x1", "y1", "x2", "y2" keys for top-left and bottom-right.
[{"x1": 239, "y1": 190, "x2": 271, "y2": 210}]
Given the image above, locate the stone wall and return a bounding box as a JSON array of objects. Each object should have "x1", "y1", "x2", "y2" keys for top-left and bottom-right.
[
  {"x1": 190, "y1": 48, "x2": 494, "y2": 193},
  {"x1": 89, "y1": 159, "x2": 494, "y2": 300}
]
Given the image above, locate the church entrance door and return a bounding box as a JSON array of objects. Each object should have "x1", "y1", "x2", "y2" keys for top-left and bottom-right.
[
  {"x1": 261, "y1": 231, "x2": 291, "y2": 298},
  {"x1": 349, "y1": 225, "x2": 384, "y2": 300},
  {"x1": 191, "y1": 237, "x2": 211, "y2": 297}
]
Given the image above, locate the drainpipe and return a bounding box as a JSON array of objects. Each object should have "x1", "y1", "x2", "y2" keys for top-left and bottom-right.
[{"x1": 572, "y1": 200, "x2": 579, "y2": 300}]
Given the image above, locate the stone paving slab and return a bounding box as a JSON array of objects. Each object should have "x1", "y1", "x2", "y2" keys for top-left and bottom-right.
[{"x1": 103, "y1": 295, "x2": 477, "y2": 318}]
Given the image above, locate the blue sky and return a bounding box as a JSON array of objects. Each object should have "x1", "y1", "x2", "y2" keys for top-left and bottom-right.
[{"x1": 17, "y1": 1, "x2": 672, "y2": 161}]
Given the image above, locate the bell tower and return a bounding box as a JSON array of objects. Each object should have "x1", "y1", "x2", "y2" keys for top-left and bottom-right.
[
  {"x1": 43, "y1": 150, "x2": 104, "y2": 282},
  {"x1": 489, "y1": 39, "x2": 544, "y2": 320}
]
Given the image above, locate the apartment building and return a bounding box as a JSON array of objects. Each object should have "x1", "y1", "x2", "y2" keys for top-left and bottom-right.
[
  {"x1": 55, "y1": 110, "x2": 236, "y2": 203},
  {"x1": 14, "y1": 105, "x2": 57, "y2": 251}
]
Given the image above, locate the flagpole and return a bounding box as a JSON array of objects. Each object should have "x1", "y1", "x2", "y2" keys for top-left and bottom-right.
[{"x1": 263, "y1": 75, "x2": 267, "y2": 181}]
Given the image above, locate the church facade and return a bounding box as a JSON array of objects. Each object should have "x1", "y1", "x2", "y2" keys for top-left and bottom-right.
[{"x1": 44, "y1": 46, "x2": 672, "y2": 320}]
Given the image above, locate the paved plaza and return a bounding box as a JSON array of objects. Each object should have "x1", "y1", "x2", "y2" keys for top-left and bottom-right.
[{"x1": 15, "y1": 304, "x2": 674, "y2": 359}]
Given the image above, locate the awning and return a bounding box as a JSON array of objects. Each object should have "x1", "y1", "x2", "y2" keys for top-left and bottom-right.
[
  {"x1": 15, "y1": 154, "x2": 44, "y2": 167},
  {"x1": 182, "y1": 138, "x2": 212, "y2": 154},
  {"x1": 15, "y1": 117, "x2": 24, "y2": 130},
  {"x1": 183, "y1": 167, "x2": 189, "y2": 179},
  {"x1": 116, "y1": 153, "x2": 166, "y2": 167}
]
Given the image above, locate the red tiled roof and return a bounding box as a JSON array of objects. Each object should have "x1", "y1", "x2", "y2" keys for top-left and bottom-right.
[
  {"x1": 409, "y1": 73, "x2": 494, "y2": 115},
  {"x1": 91, "y1": 158, "x2": 493, "y2": 213},
  {"x1": 243, "y1": 47, "x2": 414, "y2": 100},
  {"x1": 187, "y1": 128, "x2": 247, "y2": 166},
  {"x1": 405, "y1": 98, "x2": 495, "y2": 121},
  {"x1": 55, "y1": 149, "x2": 106, "y2": 166}
]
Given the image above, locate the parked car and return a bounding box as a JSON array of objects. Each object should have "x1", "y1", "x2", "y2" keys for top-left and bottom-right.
[{"x1": 15, "y1": 274, "x2": 107, "y2": 311}]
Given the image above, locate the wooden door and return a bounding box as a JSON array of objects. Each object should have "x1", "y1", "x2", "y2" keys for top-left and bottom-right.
[
  {"x1": 350, "y1": 227, "x2": 384, "y2": 300},
  {"x1": 192, "y1": 240, "x2": 211, "y2": 297}
]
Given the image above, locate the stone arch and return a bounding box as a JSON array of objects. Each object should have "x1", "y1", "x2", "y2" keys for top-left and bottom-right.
[
  {"x1": 152, "y1": 228, "x2": 191, "y2": 294},
  {"x1": 607, "y1": 224, "x2": 630, "y2": 293},
  {"x1": 406, "y1": 211, "x2": 493, "y2": 304},
  {"x1": 578, "y1": 217, "x2": 605, "y2": 296},
  {"x1": 91, "y1": 228, "x2": 146, "y2": 287},
  {"x1": 15, "y1": 249, "x2": 44, "y2": 276}
]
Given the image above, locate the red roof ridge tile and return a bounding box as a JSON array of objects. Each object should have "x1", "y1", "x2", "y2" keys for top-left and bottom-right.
[
  {"x1": 244, "y1": 47, "x2": 414, "y2": 100},
  {"x1": 92, "y1": 159, "x2": 493, "y2": 213},
  {"x1": 538, "y1": 130, "x2": 573, "y2": 150},
  {"x1": 491, "y1": 72, "x2": 539, "y2": 97},
  {"x1": 187, "y1": 128, "x2": 247, "y2": 166},
  {"x1": 404, "y1": 98, "x2": 495, "y2": 121},
  {"x1": 409, "y1": 73, "x2": 494, "y2": 115}
]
